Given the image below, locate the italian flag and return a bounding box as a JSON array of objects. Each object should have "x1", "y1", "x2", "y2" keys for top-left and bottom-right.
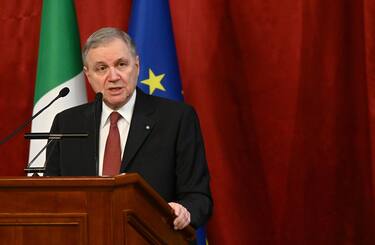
[{"x1": 28, "y1": 0, "x2": 87, "y2": 168}]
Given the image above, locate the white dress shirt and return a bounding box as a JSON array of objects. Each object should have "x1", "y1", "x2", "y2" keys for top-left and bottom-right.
[{"x1": 98, "y1": 90, "x2": 136, "y2": 176}]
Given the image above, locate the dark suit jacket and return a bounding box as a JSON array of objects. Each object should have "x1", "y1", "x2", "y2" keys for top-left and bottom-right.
[{"x1": 45, "y1": 89, "x2": 212, "y2": 228}]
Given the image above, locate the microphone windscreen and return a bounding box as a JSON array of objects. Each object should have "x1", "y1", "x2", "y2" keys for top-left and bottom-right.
[
  {"x1": 59, "y1": 87, "x2": 70, "y2": 97},
  {"x1": 95, "y1": 92, "x2": 103, "y2": 101}
]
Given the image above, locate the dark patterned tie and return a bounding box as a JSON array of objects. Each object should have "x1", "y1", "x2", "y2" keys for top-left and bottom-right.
[{"x1": 103, "y1": 112, "x2": 121, "y2": 176}]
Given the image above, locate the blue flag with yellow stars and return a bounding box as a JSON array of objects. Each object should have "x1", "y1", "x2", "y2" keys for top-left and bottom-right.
[
  {"x1": 128, "y1": 0, "x2": 208, "y2": 244},
  {"x1": 128, "y1": 0, "x2": 183, "y2": 100}
]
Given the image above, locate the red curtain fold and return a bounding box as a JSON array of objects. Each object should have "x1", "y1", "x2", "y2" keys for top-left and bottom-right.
[{"x1": 281, "y1": 0, "x2": 375, "y2": 244}]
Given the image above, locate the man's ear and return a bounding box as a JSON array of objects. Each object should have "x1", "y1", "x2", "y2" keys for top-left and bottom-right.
[
  {"x1": 83, "y1": 66, "x2": 94, "y2": 88},
  {"x1": 83, "y1": 66, "x2": 88, "y2": 76},
  {"x1": 135, "y1": 56, "x2": 140, "y2": 74}
]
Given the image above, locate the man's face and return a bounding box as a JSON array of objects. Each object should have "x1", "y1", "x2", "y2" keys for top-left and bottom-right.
[{"x1": 84, "y1": 38, "x2": 139, "y2": 110}]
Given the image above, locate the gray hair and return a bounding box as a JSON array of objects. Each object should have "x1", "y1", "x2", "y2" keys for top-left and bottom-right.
[{"x1": 82, "y1": 27, "x2": 137, "y2": 65}]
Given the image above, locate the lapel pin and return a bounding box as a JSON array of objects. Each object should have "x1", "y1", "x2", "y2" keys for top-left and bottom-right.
[{"x1": 145, "y1": 125, "x2": 151, "y2": 130}]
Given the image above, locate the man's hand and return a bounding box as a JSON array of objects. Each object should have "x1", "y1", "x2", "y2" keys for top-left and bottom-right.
[{"x1": 168, "y1": 202, "x2": 191, "y2": 230}]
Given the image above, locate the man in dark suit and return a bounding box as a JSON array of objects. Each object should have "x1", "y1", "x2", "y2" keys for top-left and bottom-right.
[{"x1": 45, "y1": 27, "x2": 212, "y2": 230}]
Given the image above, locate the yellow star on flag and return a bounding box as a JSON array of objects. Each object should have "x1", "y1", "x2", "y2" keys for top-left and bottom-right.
[{"x1": 141, "y1": 68, "x2": 166, "y2": 95}]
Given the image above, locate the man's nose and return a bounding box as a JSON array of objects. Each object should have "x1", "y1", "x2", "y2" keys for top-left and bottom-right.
[{"x1": 108, "y1": 67, "x2": 120, "y2": 81}]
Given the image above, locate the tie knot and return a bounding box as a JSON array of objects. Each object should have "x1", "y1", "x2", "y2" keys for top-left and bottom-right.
[{"x1": 109, "y1": 112, "x2": 121, "y2": 125}]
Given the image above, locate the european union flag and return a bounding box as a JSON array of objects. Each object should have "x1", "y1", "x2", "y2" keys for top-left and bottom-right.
[
  {"x1": 128, "y1": 1, "x2": 208, "y2": 244},
  {"x1": 128, "y1": 0, "x2": 182, "y2": 100}
]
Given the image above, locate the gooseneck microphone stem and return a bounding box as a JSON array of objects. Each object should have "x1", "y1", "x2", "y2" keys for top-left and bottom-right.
[
  {"x1": 25, "y1": 139, "x2": 55, "y2": 170},
  {"x1": 0, "y1": 87, "x2": 70, "y2": 145},
  {"x1": 94, "y1": 92, "x2": 103, "y2": 175}
]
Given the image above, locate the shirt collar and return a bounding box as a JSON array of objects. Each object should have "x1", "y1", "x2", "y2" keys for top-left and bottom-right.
[{"x1": 101, "y1": 89, "x2": 137, "y2": 127}]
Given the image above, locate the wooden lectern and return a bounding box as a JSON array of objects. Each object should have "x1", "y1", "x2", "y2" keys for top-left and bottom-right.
[{"x1": 0, "y1": 173, "x2": 195, "y2": 244}]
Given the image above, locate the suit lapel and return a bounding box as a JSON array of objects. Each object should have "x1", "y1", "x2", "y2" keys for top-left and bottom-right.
[{"x1": 121, "y1": 89, "x2": 156, "y2": 171}]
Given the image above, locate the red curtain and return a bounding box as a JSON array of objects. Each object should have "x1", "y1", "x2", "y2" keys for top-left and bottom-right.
[{"x1": 0, "y1": 0, "x2": 374, "y2": 244}]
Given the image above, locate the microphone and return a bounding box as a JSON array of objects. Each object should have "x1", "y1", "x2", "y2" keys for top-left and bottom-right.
[
  {"x1": 59, "y1": 87, "x2": 70, "y2": 97},
  {"x1": 94, "y1": 92, "x2": 103, "y2": 175},
  {"x1": 0, "y1": 87, "x2": 70, "y2": 145},
  {"x1": 95, "y1": 92, "x2": 103, "y2": 104}
]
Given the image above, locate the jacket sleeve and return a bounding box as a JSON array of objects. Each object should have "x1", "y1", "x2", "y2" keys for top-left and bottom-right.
[{"x1": 175, "y1": 105, "x2": 213, "y2": 228}]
